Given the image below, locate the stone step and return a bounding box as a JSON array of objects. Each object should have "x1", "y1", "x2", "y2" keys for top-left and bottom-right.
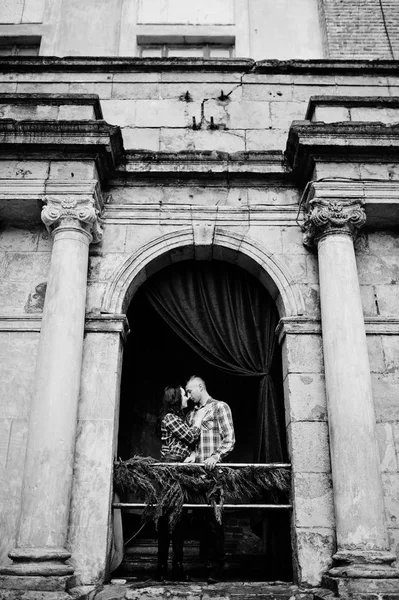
[{"x1": 92, "y1": 582, "x2": 304, "y2": 600}]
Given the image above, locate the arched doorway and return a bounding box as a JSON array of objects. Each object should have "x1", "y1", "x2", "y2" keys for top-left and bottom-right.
[{"x1": 115, "y1": 258, "x2": 292, "y2": 581}]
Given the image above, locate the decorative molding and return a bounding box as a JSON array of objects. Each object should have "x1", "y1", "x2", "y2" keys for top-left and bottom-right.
[
  {"x1": 104, "y1": 204, "x2": 298, "y2": 225},
  {"x1": 0, "y1": 179, "x2": 101, "y2": 202},
  {"x1": 276, "y1": 317, "x2": 399, "y2": 344},
  {"x1": 0, "y1": 314, "x2": 129, "y2": 339},
  {"x1": 0, "y1": 315, "x2": 42, "y2": 332},
  {"x1": 302, "y1": 197, "x2": 366, "y2": 246},
  {"x1": 364, "y1": 318, "x2": 399, "y2": 335},
  {"x1": 42, "y1": 195, "x2": 103, "y2": 243},
  {"x1": 1, "y1": 315, "x2": 397, "y2": 341}
]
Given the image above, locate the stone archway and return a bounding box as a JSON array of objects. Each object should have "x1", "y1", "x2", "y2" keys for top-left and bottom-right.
[{"x1": 102, "y1": 226, "x2": 305, "y2": 318}]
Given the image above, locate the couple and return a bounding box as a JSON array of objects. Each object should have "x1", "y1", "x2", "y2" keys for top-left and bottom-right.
[{"x1": 158, "y1": 375, "x2": 235, "y2": 584}]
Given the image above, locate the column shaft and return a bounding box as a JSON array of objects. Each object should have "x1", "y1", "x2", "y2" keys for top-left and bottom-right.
[
  {"x1": 17, "y1": 225, "x2": 90, "y2": 551},
  {"x1": 318, "y1": 233, "x2": 387, "y2": 553}
]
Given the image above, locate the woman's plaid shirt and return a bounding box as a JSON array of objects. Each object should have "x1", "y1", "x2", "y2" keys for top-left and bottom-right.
[
  {"x1": 188, "y1": 398, "x2": 235, "y2": 462},
  {"x1": 160, "y1": 413, "x2": 200, "y2": 461}
]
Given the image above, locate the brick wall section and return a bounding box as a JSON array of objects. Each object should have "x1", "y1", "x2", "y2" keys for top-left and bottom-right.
[{"x1": 320, "y1": 0, "x2": 399, "y2": 59}]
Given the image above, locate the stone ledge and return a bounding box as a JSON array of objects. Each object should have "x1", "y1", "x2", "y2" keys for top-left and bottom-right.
[
  {"x1": 1, "y1": 57, "x2": 399, "y2": 75},
  {"x1": 0, "y1": 592, "x2": 71, "y2": 600},
  {"x1": 0, "y1": 57, "x2": 254, "y2": 73},
  {"x1": 68, "y1": 582, "x2": 308, "y2": 600},
  {"x1": 277, "y1": 317, "x2": 399, "y2": 342},
  {"x1": 0, "y1": 120, "x2": 124, "y2": 181},
  {"x1": 306, "y1": 96, "x2": 399, "y2": 121},
  {"x1": 0, "y1": 314, "x2": 129, "y2": 338},
  {"x1": 121, "y1": 150, "x2": 289, "y2": 182},
  {"x1": 286, "y1": 121, "x2": 399, "y2": 184},
  {"x1": 0, "y1": 94, "x2": 103, "y2": 119}
]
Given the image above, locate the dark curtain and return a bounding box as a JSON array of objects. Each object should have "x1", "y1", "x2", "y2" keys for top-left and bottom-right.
[{"x1": 145, "y1": 261, "x2": 285, "y2": 463}]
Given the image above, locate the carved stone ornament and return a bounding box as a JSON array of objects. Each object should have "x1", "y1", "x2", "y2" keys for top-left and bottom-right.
[
  {"x1": 41, "y1": 195, "x2": 103, "y2": 243},
  {"x1": 303, "y1": 198, "x2": 366, "y2": 246}
]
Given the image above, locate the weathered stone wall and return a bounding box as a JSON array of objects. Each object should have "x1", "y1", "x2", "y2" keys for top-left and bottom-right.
[
  {"x1": 0, "y1": 194, "x2": 52, "y2": 565},
  {"x1": 2, "y1": 65, "x2": 398, "y2": 154},
  {"x1": 357, "y1": 230, "x2": 399, "y2": 565},
  {"x1": 0, "y1": 329, "x2": 39, "y2": 566},
  {"x1": 1, "y1": 63, "x2": 399, "y2": 585}
]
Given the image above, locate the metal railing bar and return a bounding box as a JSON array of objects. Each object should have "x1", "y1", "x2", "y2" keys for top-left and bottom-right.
[
  {"x1": 149, "y1": 463, "x2": 291, "y2": 468},
  {"x1": 113, "y1": 503, "x2": 292, "y2": 509}
]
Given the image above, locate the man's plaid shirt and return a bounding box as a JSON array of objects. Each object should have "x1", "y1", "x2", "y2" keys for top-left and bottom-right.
[
  {"x1": 160, "y1": 413, "x2": 200, "y2": 461},
  {"x1": 188, "y1": 398, "x2": 235, "y2": 462}
]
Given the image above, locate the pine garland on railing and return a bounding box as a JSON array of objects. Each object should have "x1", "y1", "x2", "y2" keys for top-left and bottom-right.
[{"x1": 113, "y1": 456, "x2": 291, "y2": 530}]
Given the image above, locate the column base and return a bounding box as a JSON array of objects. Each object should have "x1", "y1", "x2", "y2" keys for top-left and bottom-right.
[
  {"x1": 329, "y1": 549, "x2": 399, "y2": 578},
  {"x1": 323, "y1": 575, "x2": 399, "y2": 599},
  {"x1": 0, "y1": 548, "x2": 74, "y2": 598},
  {"x1": 324, "y1": 550, "x2": 399, "y2": 599}
]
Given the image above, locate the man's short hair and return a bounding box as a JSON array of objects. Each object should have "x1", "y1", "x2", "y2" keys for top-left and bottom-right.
[{"x1": 187, "y1": 375, "x2": 206, "y2": 389}]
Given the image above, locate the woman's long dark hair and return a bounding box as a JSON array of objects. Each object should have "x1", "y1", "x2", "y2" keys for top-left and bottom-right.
[{"x1": 160, "y1": 385, "x2": 184, "y2": 421}]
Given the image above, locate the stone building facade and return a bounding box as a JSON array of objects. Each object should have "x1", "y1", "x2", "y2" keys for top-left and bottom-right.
[{"x1": 1, "y1": 1, "x2": 399, "y2": 599}]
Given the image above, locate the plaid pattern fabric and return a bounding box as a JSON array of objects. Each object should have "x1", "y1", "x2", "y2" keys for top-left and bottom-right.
[
  {"x1": 161, "y1": 413, "x2": 200, "y2": 461},
  {"x1": 188, "y1": 398, "x2": 235, "y2": 462}
]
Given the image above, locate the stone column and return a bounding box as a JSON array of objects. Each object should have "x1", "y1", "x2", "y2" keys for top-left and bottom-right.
[
  {"x1": 1, "y1": 193, "x2": 102, "y2": 590},
  {"x1": 303, "y1": 196, "x2": 398, "y2": 580}
]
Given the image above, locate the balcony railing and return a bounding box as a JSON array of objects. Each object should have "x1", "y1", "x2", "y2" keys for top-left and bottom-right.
[{"x1": 113, "y1": 461, "x2": 292, "y2": 511}]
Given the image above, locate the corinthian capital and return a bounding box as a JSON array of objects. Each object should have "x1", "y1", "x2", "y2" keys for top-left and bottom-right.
[
  {"x1": 41, "y1": 195, "x2": 103, "y2": 243},
  {"x1": 303, "y1": 198, "x2": 366, "y2": 247}
]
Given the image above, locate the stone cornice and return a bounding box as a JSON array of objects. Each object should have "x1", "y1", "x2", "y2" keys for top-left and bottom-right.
[
  {"x1": 1, "y1": 57, "x2": 399, "y2": 75},
  {"x1": 0, "y1": 93, "x2": 103, "y2": 119},
  {"x1": 286, "y1": 122, "x2": 399, "y2": 183},
  {"x1": 0, "y1": 119, "x2": 124, "y2": 180},
  {"x1": 0, "y1": 57, "x2": 254, "y2": 73}
]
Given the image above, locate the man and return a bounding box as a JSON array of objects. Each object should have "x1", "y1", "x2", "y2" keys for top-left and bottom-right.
[{"x1": 185, "y1": 375, "x2": 235, "y2": 583}]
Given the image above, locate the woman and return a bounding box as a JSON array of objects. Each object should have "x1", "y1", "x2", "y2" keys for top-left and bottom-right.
[{"x1": 157, "y1": 385, "x2": 203, "y2": 581}]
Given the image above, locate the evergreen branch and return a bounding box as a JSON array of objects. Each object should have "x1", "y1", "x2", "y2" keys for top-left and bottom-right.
[{"x1": 113, "y1": 456, "x2": 291, "y2": 529}]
